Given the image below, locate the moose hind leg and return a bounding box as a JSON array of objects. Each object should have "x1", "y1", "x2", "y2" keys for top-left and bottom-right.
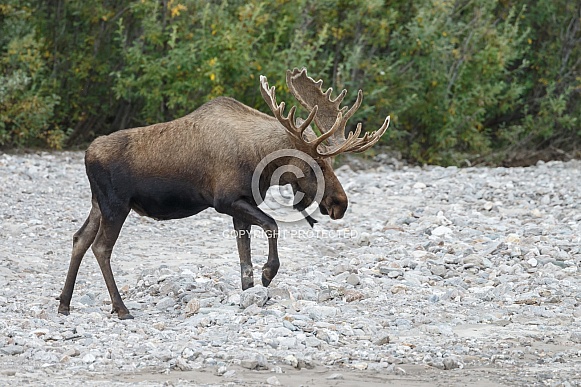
[
  {"x1": 233, "y1": 218, "x2": 254, "y2": 290},
  {"x1": 58, "y1": 201, "x2": 101, "y2": 315},
  {"x1": 91, "y1": 211, "x2": 133, "y2": 319}
]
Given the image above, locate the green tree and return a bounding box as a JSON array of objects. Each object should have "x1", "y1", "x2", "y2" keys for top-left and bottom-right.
[
  {"x1": 0, "y1": 0, "x2": 578, "y2": 165},
  {"x1": 0, "y1": 1, "x2": 60, "y2": 147}
]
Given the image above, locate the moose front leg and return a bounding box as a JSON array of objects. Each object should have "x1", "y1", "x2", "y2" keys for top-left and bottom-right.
[
  {"x1": 219, "y1": 199, "x2": 280, "y2": 289},
  {"x1": 233, "y1": 218, "x2": 254, "y2": 290},
  {"x1": 262, "y1": 226, "x2": 280, "y2": 287}
]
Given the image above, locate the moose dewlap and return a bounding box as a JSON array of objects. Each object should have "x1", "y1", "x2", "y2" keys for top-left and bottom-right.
[{"x1": 57, "y1": 68, "x2": 390, "y2": 319}]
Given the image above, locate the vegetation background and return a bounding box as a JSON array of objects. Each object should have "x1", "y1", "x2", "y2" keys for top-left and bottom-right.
[{"x1": 1, "y1": 0, "x2": 579, "y2": 165}]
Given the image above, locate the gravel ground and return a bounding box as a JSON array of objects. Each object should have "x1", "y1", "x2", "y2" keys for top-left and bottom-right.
[{"x1": 0, "y1": 151, "x2": 580, "y2": 386}]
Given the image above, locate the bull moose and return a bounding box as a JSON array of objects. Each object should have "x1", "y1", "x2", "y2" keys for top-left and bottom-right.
[{"x1": 58, "y1": 68, "x2": 390, "y2": 319}]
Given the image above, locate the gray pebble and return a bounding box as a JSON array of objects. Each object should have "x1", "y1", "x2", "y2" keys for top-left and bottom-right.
[
  {"x1": 155, "y1": 296, "x2": 176, "y2": 311},
  {"x1": 0, "y1": 345, "x2": 25, "y2": 356},
  {"x1": 240, "y1": 286, "x2": 268, "y2": 308}
]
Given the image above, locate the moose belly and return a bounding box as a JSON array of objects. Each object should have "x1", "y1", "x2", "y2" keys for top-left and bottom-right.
[{"x1": 130, "y1": 178, "x2": 210, "y2": 220}]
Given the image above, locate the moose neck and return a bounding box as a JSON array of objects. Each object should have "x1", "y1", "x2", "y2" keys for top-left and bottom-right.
[{"x1": 252, "y1": 122, "x2": 307, "y2": 189}]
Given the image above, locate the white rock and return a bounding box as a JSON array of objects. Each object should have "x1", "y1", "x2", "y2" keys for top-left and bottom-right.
[
  {"x1": 527, "y1": 257, "x2": 538, "y2": 267},
  {"x1": 184, "y1": 299, "x2": 201, "y2": 316},
  {"x1": 304, "y1": 306, "x2": 339, "y2": 320},
  {"x1": 265, "y1": 327, "x2": 293, "y2": 338},
  {"x1": 431, "y1": 226, "x2": 453, "y2": 236},
  {"x1": 240, "y1": 286, "x2": 268, "y2": 308},
  {"x1": 277, "y1": 337, "x2": 298, "y2": 348},
  {"x1": 345, "y1": 273, "x2": 360, "y2": 286},
  {"x1": 155, "y1": 296, "x2": 175, "y2": 311},
  {"x1": 82, "y1": 353, "x2": 96, "y2": 363},
  {"x1": 506, "y1": 233, "x2": 521, "y2": 243},
  {"x1": 284, "y1": 354, "x2": 299, "y2": 368}
]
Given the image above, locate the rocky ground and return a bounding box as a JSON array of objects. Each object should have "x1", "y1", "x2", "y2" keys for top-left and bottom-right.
[{"x1": 0, "y1": 151, "x2": 580, "y2": 386}]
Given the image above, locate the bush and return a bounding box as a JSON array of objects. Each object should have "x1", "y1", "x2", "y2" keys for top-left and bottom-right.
[
  {"x1": 385, "y1": 1, "x2": 529, "y2": 164},
  {"x1": 0, "y1": 2, "x2": 61, "y2": 148},
  {"x1": 499, "y1": 0, "x2": 580, "y2": 162},
  {"x1": 0, "y1": 0, "x2": 578, "y2": 164}
]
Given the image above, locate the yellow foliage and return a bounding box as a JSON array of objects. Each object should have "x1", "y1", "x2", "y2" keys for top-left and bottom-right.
[
  {"x1": 45, "y1": 129, "x2": 65, "y2": 149},
  {"x1": 170, "y1": 4, "x2": 187, "y2": 18},
  {"x1": 331, "y1": 27, "x2": 344, "y2": 40},
  {"x1": 167, "y1": 0, "x2": 186, "y2": 18},
  {"x1": 0, "y1": 4, "x2": 13, "y2": 14}
]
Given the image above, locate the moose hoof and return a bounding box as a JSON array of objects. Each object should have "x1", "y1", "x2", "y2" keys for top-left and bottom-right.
[
  {"x1": 261, "y1": 266, "x2": 278, "y2": 287},
  {"x1": 57, "y1": 306, "x2": 70, "y2": 316},
  {"x1": 261, "y1": 274, "x2": 272, "y2": 287},
  {"x1": 241, "y1": 277, "x2": 254, "y2": 291},
  {"x1": 118, "y1": 311, "x2": 134, "y2": 320}
]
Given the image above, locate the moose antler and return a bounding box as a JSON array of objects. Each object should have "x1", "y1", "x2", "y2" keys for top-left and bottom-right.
[
  {"x1": 286, "y1": 68, "x2": 390, "y2": 155},
  {"x1": 260, "y1": 69, "x2": 390, "y2": 158},
  {"x1": 260, "y1": 75, "x2": 347, "y2": 157},
  {"x1": 259, "y1": 76, "x2": 317, "y2": 149}
]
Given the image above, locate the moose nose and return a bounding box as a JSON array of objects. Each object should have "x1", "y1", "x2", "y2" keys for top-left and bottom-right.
[
  {"x1": 320, "y1": 200, "x2": 346, "y2": 220},
  {"x1": 329, "y1": 204, "x2": 346, "y2": 220}
]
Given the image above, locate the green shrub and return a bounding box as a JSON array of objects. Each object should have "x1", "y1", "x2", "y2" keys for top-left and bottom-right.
[
  {"x1": 500, "y1": 0, "x2": 580, "y2": 157},
  {"x1": 0, "y1": 3, "x2": 61, "y2": 148},
  {"x1": 0, "y1": 0, "x2": 578, "y2": 164}
]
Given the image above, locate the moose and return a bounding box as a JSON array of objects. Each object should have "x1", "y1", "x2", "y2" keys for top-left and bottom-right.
[{"x1": 57, "y1": 68, "x2": 390, "y2": 319}]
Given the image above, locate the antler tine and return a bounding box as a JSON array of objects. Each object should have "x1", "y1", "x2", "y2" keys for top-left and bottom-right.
[
  {"x1": 287, "y1": 68, "x2": 345, "y2": 109},
  {"x1": 317, "y1": 115, "x2": 391, "y2": 156},
  {"x1": 344, "y1": 116, "x2": 391, "y2": 153},
  {"x1": 298, "y1": 105, "x2": 318, "y2": 137},
  {"x1": 260, "y1": 74, "x2": 318, "y2": 147},
  {"x1": 331, "y1": 88, "x2": 347, "y2": 106},
  {"x1": 287, "y1": 68, "x2": 350, "y2": 135},
  {"x1": 310, "y1": 111, "x2": 344, "y2": 150},
  {"x1": 317, "y1": 124, "x2": 363, "y2": 157},
  {"x1": 260, "y1": 76, "x2": 297, "y2": 139},
  {"x1": 343, "y1": 89, "x2": 363, "y2": 122}
]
